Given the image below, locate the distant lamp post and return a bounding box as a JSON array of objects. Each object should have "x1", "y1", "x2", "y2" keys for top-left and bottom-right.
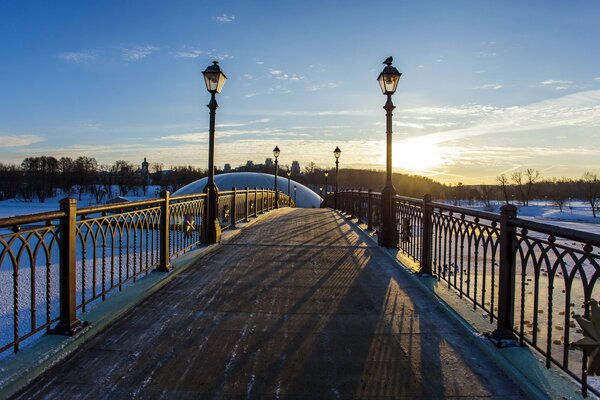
[
  {"x1": 324, "y1": 171, "x2": 329, "y2": 197},
  {"x1": 294, "y1": 185, "x2": 297, "y2": 205},
  {"x1": 202, "y1": 60, "x2": 227, "y2": 244},
  {"x1": 377, "y1": 56, "x2": 401, "y2": 248},
  {"x1": 273, "y1": 146, "x2": 280, "y2": 208},
  {"x1": 286, "y1": 168, "x2": 291, "y2": 198},
  {"x1": 333, "y1": 146, "x2": 341, "y2": 209}
]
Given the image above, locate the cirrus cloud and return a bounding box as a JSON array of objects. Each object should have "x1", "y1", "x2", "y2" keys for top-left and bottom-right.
[{"x1": 0, "y1": 134, "x2": 45, "y2": 147}]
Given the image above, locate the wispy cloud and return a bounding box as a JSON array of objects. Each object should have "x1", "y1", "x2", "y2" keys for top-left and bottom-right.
[
  {"x1": 175, "y1": 49, "x2": 202, "y2": 58},
  {"x1": 0, "y1": 134, "x2": 45, "y2": 147},
  {"x1": 594, "y1": 77, "x2": 600, "y2": 81},
  {"x1": 207, "y1": 49, "x2": 233, "y2": 60},
  {"x1": 121, "y1": 45, "x2": 159, "y2": 61},
  {"x1": 217, "y1": 118, "x2": 270, "y2": 128},
  {"x1": 540, "y1": 79, "x2": 573, "y2": 90},
  {"x1": 310, "y1": 82, "x2": 339, "y2": 91},
  {"x1": 282, "y1": 110, "x2": 372, "y2": 117},
  {"x1": 214, "y1": 14, "x2": 235, "y2": 23},
  {"x1": 473, "y1": 83, "x2": 503, "y2": 90},
  {"x1": 404, "y1": 89, "x2": 600, "y2": 145},
  {"x1": 56, "y1": 51, "x2": 97, "y2": 63},
  {"x1": 268, "y1": 69, "x2": 303, "y2": 81}
]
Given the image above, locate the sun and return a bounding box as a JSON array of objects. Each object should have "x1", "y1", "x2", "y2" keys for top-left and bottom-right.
[{"x1": 392, "y1": 136, "x2": 453, "y2": 173}]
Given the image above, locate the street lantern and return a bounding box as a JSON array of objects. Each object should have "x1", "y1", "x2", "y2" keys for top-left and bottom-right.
[
  {"x1": 273, "y1": 146, "x2": 280, "y2": 208},
  {"x1": 286, "y1": 168, "x2": 291, "y2": 198},
  {"x1": 294, "y1": 185, "x2": 297, "y2": 205},
  {"x1": 201, "y1": 61, "x2": 227, "y2": 244},
  {"x1": 324, "y1": 171, "x2": 329, "y2": 197},
  {"x1": 202, "y1": 61, "x2": 228, "y2": 93},
  {"x1": 334, "y1": 147, "x2": 341, "y2": 209},
  {"x1": 377, "y1": 57, "x2": 401, "y2": 95},
  {"x1": 377, "y1": 56, "x2": 401, "y2": 248}
]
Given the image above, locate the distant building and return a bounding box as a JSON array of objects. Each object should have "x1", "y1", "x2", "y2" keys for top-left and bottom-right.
[
  {"x1": 223, "y1": 163, "x2": 232, "y2": 172},
  {"x1": 245, "y1": 160, "x2": 254, "y2": 169},
  {"x1": 291, "y1": 161, "x2": 301, "y2": 175},
  {"x1": 141, "y1": 157, "x2": 149, "y2": 175},
  {"x1": 265, "y1": 158, "x2": 274, "y2": 168},
  {"x1": 140, "y1": 157, "x2": 150, "y2": 184}
]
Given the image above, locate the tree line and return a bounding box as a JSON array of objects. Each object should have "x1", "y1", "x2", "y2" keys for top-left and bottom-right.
[
  {"x1": 0, "y1": 157, "x2": 598, "y2": 215},
  {"x1": 0, "y1": 156, "x2": 209, "y2": 203}
]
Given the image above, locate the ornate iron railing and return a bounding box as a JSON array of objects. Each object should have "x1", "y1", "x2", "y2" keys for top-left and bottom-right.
[
  {"x1": 0, "y1": 188, "x2": 292, "y2": 356},
  {"x1": 328, "y1": 189, "x2": 600, "y2": 397}
]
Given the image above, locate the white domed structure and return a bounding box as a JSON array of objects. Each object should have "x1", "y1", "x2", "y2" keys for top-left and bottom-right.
[{"x1": 173, "y1": 172, "x2": 322, "y2": 208}]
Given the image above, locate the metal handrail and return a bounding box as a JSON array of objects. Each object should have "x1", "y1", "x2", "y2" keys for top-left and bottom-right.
[{"x1": 0, "y1": 187, "x2": 291, "y2": 357}]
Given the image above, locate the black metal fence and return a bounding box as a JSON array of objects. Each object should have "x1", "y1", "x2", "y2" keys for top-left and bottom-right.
[
  {"x1": 0, "y1": 188, "x2": 292, "y2": 357},
  {"x1": 327, "y1": 189, "x2": 600, "y2": 397}
]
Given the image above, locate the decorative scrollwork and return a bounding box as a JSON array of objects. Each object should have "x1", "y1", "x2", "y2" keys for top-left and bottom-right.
[
  {"x1": 183, "y1": 215, "x2": 196, "y2": 237},
  {"x1": 572, "y1": 300, "x2": 600, "y2": 375}
]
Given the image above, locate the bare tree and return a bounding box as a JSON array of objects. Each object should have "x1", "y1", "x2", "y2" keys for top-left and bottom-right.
[
  {"x1": 524, "y1": 169, "x2": 540, "y2": 206},
  {"x1": 496, "y1": 174, "x2": 511, "y2": 204},
  {"x1": 511, "y1": 171, "x2": 527, "y2": 205},
  {"x1": 478, "y1": 185, "x2": 496, "y2": 207},
  {"x1": 549, "y1": 178, "x2": 570, "y2": 212},
  {"x1": 581, "y1": 172, "x2": 600, "y2": 217}
]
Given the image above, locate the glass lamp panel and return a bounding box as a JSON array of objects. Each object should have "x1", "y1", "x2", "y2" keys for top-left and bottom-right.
[
  {"x1": 334, "y1": 147, "x2": 341, "y2": 158},
  {"x1": 273, "y1": 146, "x2": 280, "y2": 158},
  {"x1": 378, "y1": 72, "x2": 400, "y2": 94},
  {"x1": 203, "y1": 72, "x2": 219, "y2": 92},
  {"x1": 215, "y1": 74, "x2": 227, "y2": 93}
]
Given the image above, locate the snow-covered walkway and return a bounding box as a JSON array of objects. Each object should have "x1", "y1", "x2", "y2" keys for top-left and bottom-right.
[{"x1": 14, "y1": 208, "x2": 525, "y2": 399}]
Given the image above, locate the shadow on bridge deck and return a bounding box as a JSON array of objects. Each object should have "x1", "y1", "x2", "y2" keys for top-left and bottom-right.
[{"x1": 14, "y1": 208, "x2": 525, "y2": 399}]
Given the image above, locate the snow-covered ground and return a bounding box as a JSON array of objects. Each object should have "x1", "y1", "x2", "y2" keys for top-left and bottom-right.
[{"x1": 449, "y1": 200, "x2": 600, "y2": 235}]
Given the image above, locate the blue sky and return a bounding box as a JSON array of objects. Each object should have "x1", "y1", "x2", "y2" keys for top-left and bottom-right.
[{"x1": 1, "y1": 1, "x2": 599, "y2": 184}]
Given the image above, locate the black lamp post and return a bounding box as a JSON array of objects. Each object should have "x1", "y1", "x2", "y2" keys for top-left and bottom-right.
[
  {"x1": 377, "y1": 56, "x2": 401, "y2": 248},
  {"x1": 324, "y1": 171, "x2": 329, "y2": 197},
  {"x1": 294, "y1": 185, "x2": 297, "y2": 205},
  {"x1": 333, "y1": 146, "x2": 341, "y2": 209},
  {"x1": 202, "y1": 61, "x2": 227, "y2": 244},
  {"x1": 273, "y1": 146, "x2": 280, "y2": 208},
  {"x1": 286, "y1": 169, "x2": 291, "y2": 198}
]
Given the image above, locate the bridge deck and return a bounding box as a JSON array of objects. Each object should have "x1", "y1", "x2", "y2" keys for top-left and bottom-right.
[{"x1": 16, "y1": 208, "x2": 524, "y2": 399}]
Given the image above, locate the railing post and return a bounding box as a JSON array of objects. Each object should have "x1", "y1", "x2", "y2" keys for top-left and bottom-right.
[
  {"x1": 231, "y1": 187, "x2": 237, "y2": 228},
  {"x1": 356, "y1": 188, "x2": 363, "y2": 223},
  {"x1": 350, "y1": 189, "x2": 356, "y2": 218},
  {"x1": 491, "y1": 204, "x2": 518, "y2": 344},
  {"x1": 367, "y1": 189, "x2": 373, "y2": 230},
  {"x1": 245, "y1": 186, "x2": 249, "y2": 221},
  {"x1": 254, "y1": 187, "x2": 258, "y2": 216},
  {"x1": 158, "y1": 190, "x2": 171, "y2": 272},
  {"x1": 420, "y1": 194, "x2": 433, "y2": 275},
  {"x1": 52, "y1": 198, "x2": 85, "y2": 335}
]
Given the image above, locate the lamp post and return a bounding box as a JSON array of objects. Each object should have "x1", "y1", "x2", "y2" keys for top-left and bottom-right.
[
  {"x1": 202, "y1": 61, "x2": 227, "y2": 244},
  {"x1": 324, "y1": 171, "x2": 329, "y2": 197},
  {"x1": 294, "y1": 185, "x2": 297, "y2": 205},
  {"x1": 273, "y1": 146, "x2": 280, "y2": 208},
  {"x1": 377, "y1": 56, "x2": 402, "y2": 248},
  {"x1": 333, "y1": 146, "x2": 341, "y2": 209},
  {"x1": 286, "y1": 169, "x2": 291, "y2": 198}
]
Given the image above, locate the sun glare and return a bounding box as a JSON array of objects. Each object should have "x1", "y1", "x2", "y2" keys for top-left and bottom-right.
[{"x1": 392, "y1": 136, "x2": 453, "y2": 173}]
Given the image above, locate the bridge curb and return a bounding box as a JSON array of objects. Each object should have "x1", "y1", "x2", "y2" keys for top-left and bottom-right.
[
  {"x1": 336, "y1": 210, "x2": 583, "y2": 400},
  {"x1": 0, "y1": 208, "x2": 290, "y2": 399}
]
